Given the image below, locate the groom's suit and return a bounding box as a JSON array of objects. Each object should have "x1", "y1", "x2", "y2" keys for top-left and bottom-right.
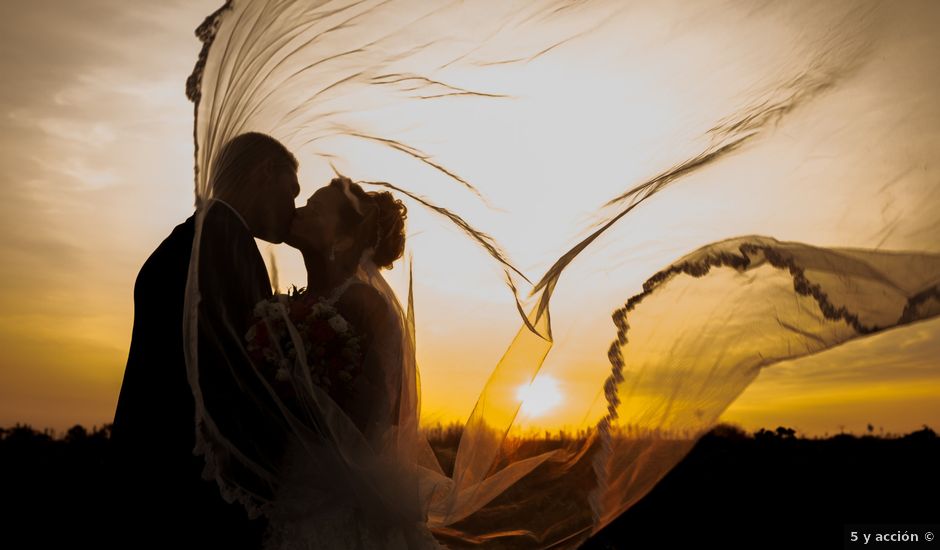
[{"x1": 111, "y1": 200, "x2": 279, "y2": 549}]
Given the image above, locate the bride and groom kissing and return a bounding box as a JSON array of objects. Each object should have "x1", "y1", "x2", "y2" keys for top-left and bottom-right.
[{"x1": 110, "y1": 132, "x2": 412, "y2": 548}]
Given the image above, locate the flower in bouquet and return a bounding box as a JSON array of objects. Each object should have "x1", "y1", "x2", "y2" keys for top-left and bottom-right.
[{"x1": 246, "y1": 285, "x2": 364, "y2": 401}]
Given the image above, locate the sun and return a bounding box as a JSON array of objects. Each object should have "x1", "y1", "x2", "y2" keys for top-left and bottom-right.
[{"x1": 516, "y1": 375, "x2": 563, "y2": 418}]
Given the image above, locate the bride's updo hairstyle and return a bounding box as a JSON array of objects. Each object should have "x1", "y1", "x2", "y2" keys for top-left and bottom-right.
[{"x1": 331, "y1": 177, "x2": 407, "y2": 270}]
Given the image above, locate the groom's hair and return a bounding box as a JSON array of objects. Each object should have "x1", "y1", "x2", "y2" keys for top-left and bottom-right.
[{"x1": 209, "y1": 132, "x2": 298, "y2": 197}]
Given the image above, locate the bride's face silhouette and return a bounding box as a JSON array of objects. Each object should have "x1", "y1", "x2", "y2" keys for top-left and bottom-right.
[{"x1": 288, "y1": 185, "x2": 353, "y2": 256}]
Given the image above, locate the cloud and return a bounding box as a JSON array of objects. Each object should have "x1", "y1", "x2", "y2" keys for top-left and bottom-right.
[{"x1": 0, "y1": 0, "x2": 220, "y2": 430}]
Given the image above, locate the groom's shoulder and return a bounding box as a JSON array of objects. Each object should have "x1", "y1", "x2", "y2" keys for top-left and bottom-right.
[
  {"x1": 135, "y1": 215, "x2": 196, "y2": 283},
  {"x1": 155, "y1": 214, "x2": 197, "y2": 255}
]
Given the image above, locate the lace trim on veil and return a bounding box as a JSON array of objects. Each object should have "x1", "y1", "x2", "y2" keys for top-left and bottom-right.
[{"x1": 588, "y1": 235, "x2": 940, "y2": 524}]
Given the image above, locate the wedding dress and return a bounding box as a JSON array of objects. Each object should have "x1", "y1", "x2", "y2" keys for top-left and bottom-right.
[
  {"x1": 255, "y1": 262, "x2": 445, "y2": 550},
  {"x1": 182, "y1": 1, "x2": 940, "y2": 548}
]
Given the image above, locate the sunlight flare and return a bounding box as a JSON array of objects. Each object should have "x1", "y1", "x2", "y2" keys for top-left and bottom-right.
[{"x1": 516, "y1": 375, "x2": 563, "y2": 418}]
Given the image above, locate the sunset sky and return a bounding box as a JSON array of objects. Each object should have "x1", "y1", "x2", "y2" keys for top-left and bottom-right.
[{"x1": 1, "y1": 0, "x2": 938, "y2": 438}]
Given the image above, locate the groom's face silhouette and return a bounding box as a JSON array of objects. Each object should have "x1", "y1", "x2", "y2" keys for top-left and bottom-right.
[
  {"x1": 211, "y1": 133, "x2": 301, "y2": 244},
  {"x1": 249, "y1": 157, "x2": 301, "y2": 244}
]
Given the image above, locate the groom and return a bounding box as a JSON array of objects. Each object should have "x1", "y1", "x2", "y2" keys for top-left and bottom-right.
[{"x1": 110, "y1": 133, "x2": 300, "y2": 548}]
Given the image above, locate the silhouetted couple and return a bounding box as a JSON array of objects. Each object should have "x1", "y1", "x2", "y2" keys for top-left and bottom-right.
[{"x1": 110, "y1": 132, "x2": 424, "y2": 549}]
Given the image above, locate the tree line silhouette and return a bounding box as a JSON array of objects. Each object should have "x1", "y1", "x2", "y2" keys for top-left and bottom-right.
[{"x1": 1, "y1": 421, "x2": 936, "y2": 549}]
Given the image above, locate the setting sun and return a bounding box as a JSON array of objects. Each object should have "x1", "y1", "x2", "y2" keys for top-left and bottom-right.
[{"x1": 516, "y1": 375, "x2": 564, "y2": 418}]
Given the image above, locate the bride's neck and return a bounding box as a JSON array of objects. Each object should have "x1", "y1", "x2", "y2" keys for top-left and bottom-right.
[{"x1": 301, "y1": 250, "x2": 356, "y2": 297}]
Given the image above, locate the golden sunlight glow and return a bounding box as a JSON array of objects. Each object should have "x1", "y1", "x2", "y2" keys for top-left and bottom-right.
[
  {"x1": 1, "y1": 1, "x2": 939, "y2": 439},
  {"x1": 516, "y1": 375, "x2": 563, "y2": 418}
]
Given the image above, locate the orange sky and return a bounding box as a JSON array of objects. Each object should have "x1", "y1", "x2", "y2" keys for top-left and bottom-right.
[{"x1": 1, "y1": 0, "x2": 938, "y2": 438}]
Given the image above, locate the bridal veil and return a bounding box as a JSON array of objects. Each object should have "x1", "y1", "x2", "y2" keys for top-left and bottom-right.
[{"x1": 182, "y1": 1, "x2": 940, "y2": 547}]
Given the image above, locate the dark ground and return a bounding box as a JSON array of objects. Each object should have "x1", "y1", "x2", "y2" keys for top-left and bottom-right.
[
  {"x1": 580, "y1": 425, "x2": 939, "y2": 550},
  {"x1": 1, "y1": 423, "x2": 937, "y2": 549}
]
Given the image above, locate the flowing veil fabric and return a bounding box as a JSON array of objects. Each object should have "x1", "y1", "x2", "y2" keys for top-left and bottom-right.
[{"x1": 182, "y1": 1, "x2": 940, "y2": 548}]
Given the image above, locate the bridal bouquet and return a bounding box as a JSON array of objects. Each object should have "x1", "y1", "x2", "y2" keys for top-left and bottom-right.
[{"x1": 245, "y1": 286, "x2": 364, "y2": 400}]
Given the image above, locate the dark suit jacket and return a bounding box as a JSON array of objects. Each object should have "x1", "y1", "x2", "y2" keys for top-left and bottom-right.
[{"x1": 110, "y1": 201, "x2": 278, "y2": 549}]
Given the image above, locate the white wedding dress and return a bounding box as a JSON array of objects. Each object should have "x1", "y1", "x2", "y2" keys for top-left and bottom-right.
[
  {"x1": 263, "y1": 437, "x2": 446, "y2": 550},
  {"x1": 181, "y1": 2, "x2": 940, "y2": 548},
  {"x1": 256, "y1": 266, "x2": 446, "y2": 550}
]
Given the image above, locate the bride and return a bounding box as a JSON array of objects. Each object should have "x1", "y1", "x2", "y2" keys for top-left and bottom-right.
[
  {"x1": 252, "y1": 175, "x2": 445, "y2": 549},
  {"x1": 224, "y1": 173, "x2": 598, "y2": 549},
  {"x1": 282, "y1": 175, "x2": 408, "y2": 442}
]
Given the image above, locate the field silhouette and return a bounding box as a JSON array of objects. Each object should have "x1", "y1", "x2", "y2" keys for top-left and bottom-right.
[{"x1": 2, "y1": 421, "x2": 936, "y2": 548}]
